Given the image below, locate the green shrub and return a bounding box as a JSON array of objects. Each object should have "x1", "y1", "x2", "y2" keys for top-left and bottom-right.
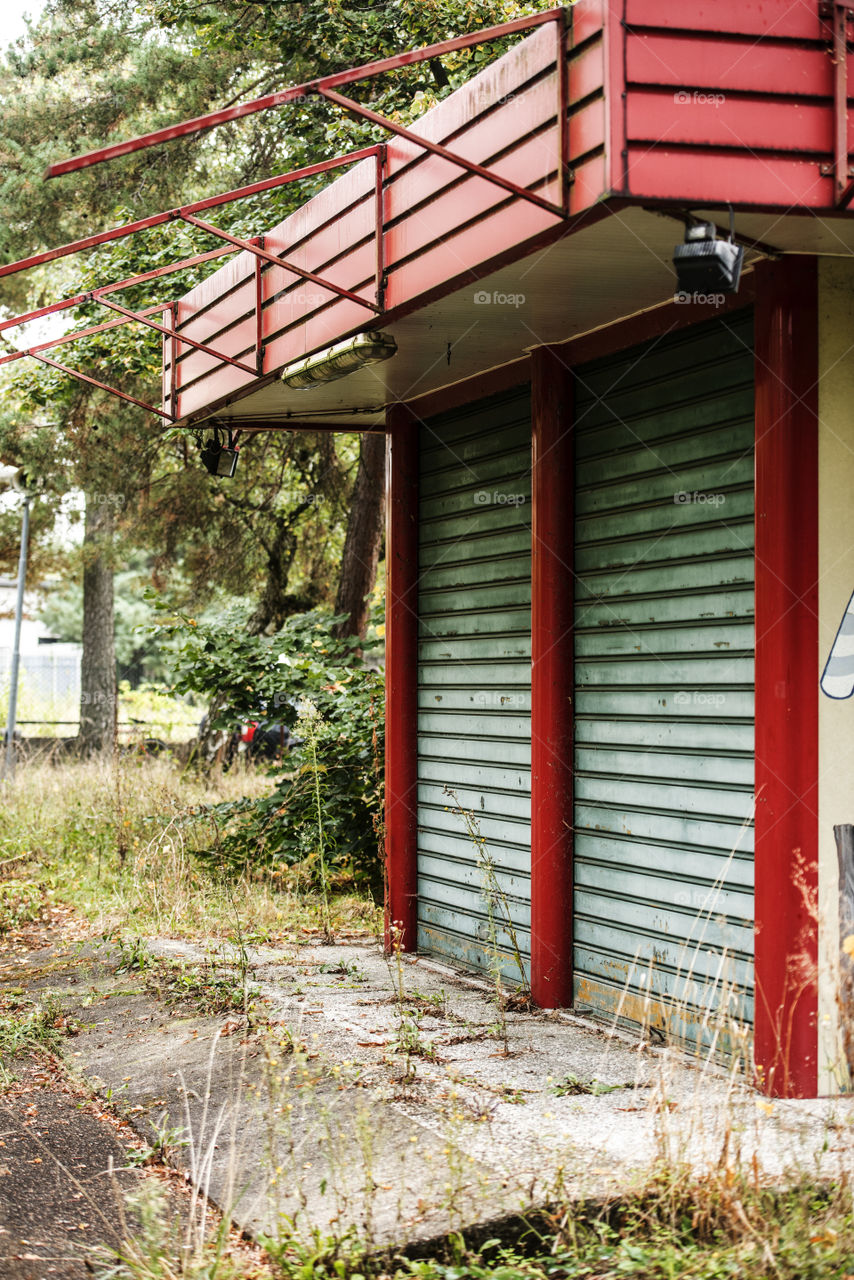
[
  {"x1": 0, "y1": 880, "x2": 44, "y2": 933},
  {"x1": 155, "y1": 606, "x2": 385, "y2": 896}
]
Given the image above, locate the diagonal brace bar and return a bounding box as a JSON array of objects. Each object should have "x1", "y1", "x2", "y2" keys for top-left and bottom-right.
[
  {"x1": 45, "y1": 11, "x2": 564, "y2": 178},
  {"x1": 95, "y1": 295, "x2": 258, "y2": 377},
  {"x1": 0, "y1": 304, "x2": 173, "y2": 369},
  {"x1": 0, "y1": 246, "x2": 234, "y2": 335},
  {"x1": 177, "y1": 212, "x2": 380, "y2": 311},
  {"x1": 2, "y1": 147, "x2": 382, "y2": 283},
  {"x1": 30, "y1": 353, "x2": 175, "y2": 420},
  {"x1": 319, "y1": 87, "x2": 565, "y2": 219}
]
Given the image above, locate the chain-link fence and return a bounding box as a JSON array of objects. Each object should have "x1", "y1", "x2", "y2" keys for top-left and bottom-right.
[
  {"x1": 0, "y1": 647, "x2": 201, "y2": 743},
  {"x1": 0, "y1": 645, "x2": 81, "y2": 732}
]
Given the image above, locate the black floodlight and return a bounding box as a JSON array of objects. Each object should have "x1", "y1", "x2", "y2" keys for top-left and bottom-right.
[
  {"x1": 673, "y1": 219, "x2": 744, "y2": 295},
  {"x1": 198, "y1": 425, "x2": 239, "y2": 478}
]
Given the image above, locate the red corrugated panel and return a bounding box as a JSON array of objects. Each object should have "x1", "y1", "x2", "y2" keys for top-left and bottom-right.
[
  {"x1": 568, "y1": 34, "x2": 606, "y2": 103},
  {"x1": 569, "y1": 97, "x2": 606, "y2": 162},
  {"x1": 625, "y1": 146, "x2": 833, "y2": 206},
  {"x1": 627, "y1": 90, "x2": 852, "y2": 155},
  {"x1": 626, "y1": 33, "x2": 833, "y2": 98},
  {"x1": 571, "y1": 0, "x2": 605, "y2": 47},
  {"x1": 625, "y1": 0, "x2": 823, "y2": 41},
  {"x1": 619, "y1": 0, "x2": 852, "y2": 209}
]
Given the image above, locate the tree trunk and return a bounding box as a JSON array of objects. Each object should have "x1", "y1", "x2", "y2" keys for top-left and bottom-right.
[
  {"x1": 333, "y1": 432, "x2": 386, "y2": 640},
  {"x1": 78, "y1": 498, "x2": 117, "y2": 755}
]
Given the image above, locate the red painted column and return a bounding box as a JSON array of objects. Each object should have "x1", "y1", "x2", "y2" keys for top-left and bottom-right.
[
  {"x1": 754, "y1": 258, "x2": 819, "y2": 1098},
  {"x1": 384, "y1": 403, "x2": 420, "y2": 952},
  {"x1": 530, "y1": 346, "x2": 575, "y2": 1008}
]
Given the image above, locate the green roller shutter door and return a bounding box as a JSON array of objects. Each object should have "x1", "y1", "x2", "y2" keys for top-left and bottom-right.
[
  {"x1": 573, "y1": 313, "x2": 755, "y2": 1045},
  {"x1": 417, "y1": 387, "x2": 532, "y2": 982}
]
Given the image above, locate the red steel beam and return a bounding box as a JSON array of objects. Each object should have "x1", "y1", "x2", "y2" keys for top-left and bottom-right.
[
  {"x1": 320, "y1": 87, "x2": 565, "y2": 219},
  {"x1": 29, "y1": 353, "x2": 174, "y2": 420},
  {"x1": 45, "y1": 11, "x2": 564, "y2": 178},
  {"x1": 754, "y1": 257, "x2": 819, "y2": 1098},
  {"x1": 530, "y1": 346, "x2": 575, "y2": 1010},
  {"x1": 0, "y1": 303, "x2": 172, "y2": 368},
  {"x1": 95, "y1": 295, "x2": 258, "y2": 377},
  {"x1": 834, "y1": 3, "x2": 852, "y2": 205},
  {"x1": 385, "y1": 402, "x2": 420, "y2": 952},
  {"x1": 169, "y1": 302, "x2": 178, "y2": 419},
  {"x1": 375, "y1": 146, "x2": 386, "y2": 310},
  {"x1": 555, "y1": 7, "x2": 570, "y2": 214},
  {"x1": 1, "y1": 147, "x2": 381, "y2": 283},
  {"x1": 177, "y1": 211, "x2": 381, "y2": 312},
  {"x1": 254, "y1": 237, "x2": 264, "y2": 375}
]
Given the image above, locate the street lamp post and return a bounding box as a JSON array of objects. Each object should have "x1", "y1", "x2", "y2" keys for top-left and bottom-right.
[{"x1": 1, "y1": 467, "x2": 34, "y2": 781}]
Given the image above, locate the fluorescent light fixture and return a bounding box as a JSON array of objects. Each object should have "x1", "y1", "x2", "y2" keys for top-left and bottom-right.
[{"x1": 281, "y1": 331, "x2": 397, "y2": 389}]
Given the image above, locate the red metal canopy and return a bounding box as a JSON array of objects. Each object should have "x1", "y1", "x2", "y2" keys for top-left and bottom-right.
[
  {"x1": 1, "y1": 0, "x2": 853, "y2": 427},
  {"x1": 0, "y1": 9, "x2": 568, "y2": 424}
]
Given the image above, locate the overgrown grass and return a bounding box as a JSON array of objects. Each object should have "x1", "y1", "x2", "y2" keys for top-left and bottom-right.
[
  {"x1": 0, "y1": 995, "x2": 70, "y2": 1085},
  {"x1": 4, "y1": 760, "x2": 852, "y2": 1280},
  {"x1": 91, "y1": 1164, "x2": 854, "y2": 1280},
  {"x1": 0, "y1": 758, "x2": 381, "y2": 944},
  {"x1": 0, "y1": 997, "x2": 65, "y2": 1059},
  {"x1": 258, "y1": 1170, "x2": 854, "y2": 1279}
]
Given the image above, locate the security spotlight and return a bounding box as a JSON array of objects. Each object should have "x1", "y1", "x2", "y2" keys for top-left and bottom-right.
[
  {"x1": 197, "y1": 426, "x2": 239, "y2": 478},
  {"x1": 673, "y1": 220, "x2": 744, "y2": 294},
  {"x1": 0, "y1": 465, "x2": 41, "y2": 495}
]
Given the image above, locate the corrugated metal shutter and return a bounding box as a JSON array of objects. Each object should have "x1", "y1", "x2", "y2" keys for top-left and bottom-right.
[
  {"x1": 573, "y1": 313, "x2": 755, "y2": 1046},
  {"x1": 417, "y1": 388, "x2": 532, "y2": 982}
]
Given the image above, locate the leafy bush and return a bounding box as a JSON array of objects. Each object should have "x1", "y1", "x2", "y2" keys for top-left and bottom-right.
[
  {"x1": 155, "y1": 606, "x2": 385, "y2": 896},
  {"x1": 0, "y1": 880, "x2": 44, "y2": 933}
]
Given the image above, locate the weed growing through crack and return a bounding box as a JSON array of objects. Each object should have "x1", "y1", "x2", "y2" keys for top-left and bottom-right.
[
  {"x1": 0, "y1": 877, "x2": 45, "y2": 932},
  {"x1": 0, "y1": 998, "x2": 65, "y2": 1081},
  {"x1": 297, "y1": 701, "x2": 333, "y2": 943},
  {"x1": 159, "y1": 959, "x2": 261, "y2": 1019},
  {"x1": 384, "y1": 924, "x2": 437, "y2": 1079},
  {"x1": 551, "y1": 1073, "x2": 630, "y2": 1098},
  {"x1": 110, "y1": 934, "x2": 155, "y2": 974},
  {"x1": 443, "y1": 787, "x2": 528, "y2": 1052}
]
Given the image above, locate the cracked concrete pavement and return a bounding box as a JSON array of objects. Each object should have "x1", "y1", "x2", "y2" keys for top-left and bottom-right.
[{"x1": 2, "y1": 932, "x2": 853, "y2": 1255}]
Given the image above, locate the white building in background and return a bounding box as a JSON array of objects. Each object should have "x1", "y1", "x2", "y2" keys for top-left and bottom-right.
[{"x1": 0, "y1": 585, "x2": 81, "y2": 731}]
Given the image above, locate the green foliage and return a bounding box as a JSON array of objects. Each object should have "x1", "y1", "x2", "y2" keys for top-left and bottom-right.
[
  {"x1": 39, "y1": 554, "x2": 174, "y2": 677},
  {"x1": 0, "y1": 0, "x2": 553, "y2": 631},
  {"x1": 158, "y1": 605, "x2": 385, "y2": 894},
  {"x1": 264, "y1": 1177, "x2": 854, "y2": 1279},
  {"x1": 0, "y1": 997, "x2": 65, "y2": 1062},
  {"x1": 0, "y1": 879, "x2": 45, "y2": 932}
]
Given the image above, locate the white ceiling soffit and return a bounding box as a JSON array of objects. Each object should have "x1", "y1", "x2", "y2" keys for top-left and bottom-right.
[{"x1": 213, "y1": 204, "x2": 854, "y2": 428}]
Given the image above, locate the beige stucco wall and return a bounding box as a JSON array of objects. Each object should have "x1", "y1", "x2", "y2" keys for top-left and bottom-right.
[{"x1": 817, "y1": 257, "x2": 854, "y2": 1093}]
